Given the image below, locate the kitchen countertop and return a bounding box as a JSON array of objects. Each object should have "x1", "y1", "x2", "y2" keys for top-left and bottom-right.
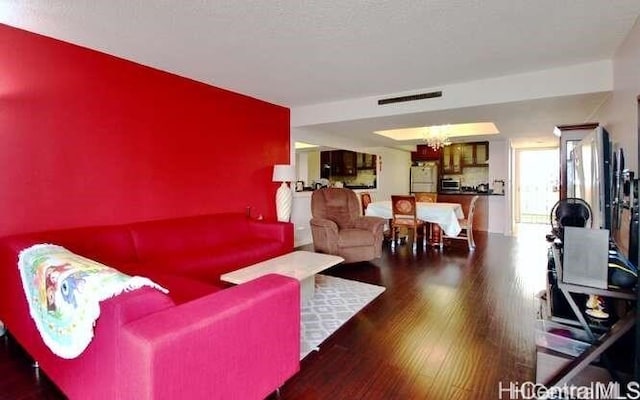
[
  {"x1": 438, "y1": 191, "x2": 504, "y2": 196},
  {"x1": 296, "y1": 185, "x2": 376, "y2": 192},
  {"x1": 294, "y1": 187, "x2": 377, "y2": 198},
  {"x1": 344, "y1": 185, "x2": 376, "y2": 190}
]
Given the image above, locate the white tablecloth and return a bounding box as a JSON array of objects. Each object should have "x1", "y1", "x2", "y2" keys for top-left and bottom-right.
[{"x1": 365, "y1": 201, "x2": 464, "y2": 237}]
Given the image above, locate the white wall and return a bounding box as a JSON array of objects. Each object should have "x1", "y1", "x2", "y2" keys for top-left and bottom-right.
[
  {"x1": 295, "y1": 151, "x2": 309, "y2": 184},
  {"x1": 295, "y1": 150, "x2": 321, "y2": 185},
  {"x1": 595, "y1": 18, "x2": 640, "y2": 172},
  {"x1": 291, "y1": 191, "x2": 313, "y2": 247},
  {"x1": 364, "y1": 146, "x2": 412, "y2": 200},
  {"x1": 488, "y1": 139, "x2": 510, "y2": 234}
]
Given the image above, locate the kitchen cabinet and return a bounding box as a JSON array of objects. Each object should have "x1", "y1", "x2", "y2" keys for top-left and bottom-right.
[
  {"x1": 442, "y1": 144, "x2": 463, "y2": 174},
  {"x1": 356, "y1": 153, "x2": 377, "y2": 169},
  {"x1": 475, "y1": 143, "x2": 488, "y2": 164},
  {"x1": 461, "y1": 142, "x2": 489, "y2": 166},
  {"x1": 320, "y1": 150, "x2": 357, "y2": 177},
  {"x1": 462, "y1": 145, "x2": 474, "y2": 165},
  {"x1": 411, "y1": 145, "x2": 442, "y2": 162},
  {"x1": 337, "y1": 150, "x2": 357, "y2": 175},
  {"x1": 442, "y1": 141, "x2": 489, "y2": 173},
  {"x1": 320, "y1": 151, "x2": 331, "y2": 179}
]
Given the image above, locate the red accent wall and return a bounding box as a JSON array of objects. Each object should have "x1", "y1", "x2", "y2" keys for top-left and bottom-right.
[{"x1": 0, "y1": 24, "x2": 290, "y2": 236}]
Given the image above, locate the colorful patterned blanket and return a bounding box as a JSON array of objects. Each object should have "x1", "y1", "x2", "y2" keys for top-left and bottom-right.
[{"x1": 18, "y1": 244, "x2": 168, "y2": 359}]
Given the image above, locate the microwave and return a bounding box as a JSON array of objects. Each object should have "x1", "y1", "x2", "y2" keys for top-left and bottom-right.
[{"x1": 441, "y1": 179, "x2": 461, "y2": 191}]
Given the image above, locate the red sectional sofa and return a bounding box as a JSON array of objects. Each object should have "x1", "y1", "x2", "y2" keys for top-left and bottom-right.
[{"x1": 0, "y1": 213, "x2": 299, "y2": 400}]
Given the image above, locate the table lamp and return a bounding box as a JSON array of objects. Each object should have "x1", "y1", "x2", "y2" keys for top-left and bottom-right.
[{"x1": 272, "y1": 164, "x2": 295, "y2": 222}]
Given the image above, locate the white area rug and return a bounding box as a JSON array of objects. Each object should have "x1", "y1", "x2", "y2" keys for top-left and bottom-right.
[{"x1": 301, "y1": 275, "x2": 385, "y2": 359}]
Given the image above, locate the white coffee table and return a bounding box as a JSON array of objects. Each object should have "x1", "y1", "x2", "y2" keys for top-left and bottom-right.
[{"x1": 220, "y1": 251, "x2": 344, "y2": 303}]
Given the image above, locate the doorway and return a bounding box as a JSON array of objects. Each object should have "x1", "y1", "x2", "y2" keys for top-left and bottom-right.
[{"x1": 514, "y1": 148, "x2": 559, "y2": 229}]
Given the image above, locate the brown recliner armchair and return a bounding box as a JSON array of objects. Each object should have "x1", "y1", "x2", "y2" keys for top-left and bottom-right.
[{"x1": 310, "y1": 188, "x2": 386, "y2": 263}]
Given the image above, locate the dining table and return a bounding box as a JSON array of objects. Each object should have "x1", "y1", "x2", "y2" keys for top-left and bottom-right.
[{"x1": 365, "y1": 201, "x2": 464, "y2": 237}]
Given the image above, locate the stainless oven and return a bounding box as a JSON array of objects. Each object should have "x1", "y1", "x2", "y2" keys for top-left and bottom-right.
[{"x1": 440, "y1": 178, "x2": 461, "y2": 191}]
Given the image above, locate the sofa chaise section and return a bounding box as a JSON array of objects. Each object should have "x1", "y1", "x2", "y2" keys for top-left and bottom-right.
[{"x1": 119, "y1": 274, "x2": 300, "y2": 400}]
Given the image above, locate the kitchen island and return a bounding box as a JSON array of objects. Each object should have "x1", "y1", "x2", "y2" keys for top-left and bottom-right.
[{"x1": 437, "y1": 191, "x2": 504, "y2": 232}]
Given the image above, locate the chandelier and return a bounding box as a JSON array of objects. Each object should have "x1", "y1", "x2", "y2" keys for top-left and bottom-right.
[{"x1": 423, "y1": 125, "x2": 451, "y2": 150}]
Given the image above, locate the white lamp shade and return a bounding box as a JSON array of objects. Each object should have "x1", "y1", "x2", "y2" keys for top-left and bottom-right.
[{"x1": 272, "y1": 164, "x2": 295, "y2": 182}]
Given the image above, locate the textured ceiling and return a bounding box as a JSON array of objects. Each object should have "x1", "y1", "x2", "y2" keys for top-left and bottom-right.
[{"x1": 2, "y1": 0, "x2": 640, "y2": 147}]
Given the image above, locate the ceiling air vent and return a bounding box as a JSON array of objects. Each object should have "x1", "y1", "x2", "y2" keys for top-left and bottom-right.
[{"x1": 378, "y1": 90, "x2": 442, "y2": 105}]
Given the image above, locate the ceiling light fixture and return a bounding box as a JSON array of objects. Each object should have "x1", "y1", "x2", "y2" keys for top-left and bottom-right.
[
  {"x1": 374, "y1": 122, "x2": 499, "y2": 142},
  {"x1": 423, "y1": 125, "x2": 451, "y2": 150}
]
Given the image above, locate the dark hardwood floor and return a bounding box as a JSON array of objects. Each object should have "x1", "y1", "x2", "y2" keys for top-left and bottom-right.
[{"x1": 0, "y1": 225, "x2": 549, "y2": 399}]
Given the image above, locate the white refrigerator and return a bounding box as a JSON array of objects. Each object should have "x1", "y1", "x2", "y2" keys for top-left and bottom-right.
[{"x1": 410, "y1": 164, "x2": 438, "y2": 193}]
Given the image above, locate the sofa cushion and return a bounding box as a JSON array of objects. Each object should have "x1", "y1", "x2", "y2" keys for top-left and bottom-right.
[
  {"x1": 7, "y1": 225, "x2": 137, "y2": 265},
  {"x1": 130, "y1": 237, "x2": 288, "y2": 285},
  {"x1": 118, "y1": 262, "x2": 224, "y2": 303},
  {"x1": 129, "y1": 213, "x2": 251, "y2": 261},
  {"x1": 129, "y1": 270, "x2": 223, "y2": 304}
]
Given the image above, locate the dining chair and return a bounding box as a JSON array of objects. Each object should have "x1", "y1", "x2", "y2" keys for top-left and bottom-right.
[
  {"x1": 414, "y1": 192, "x2": 438, "y2": 203},
  {"x1": 361, "y1": 192, "x2": 394, "y2": 241},
  {"x1": 360, "y1": 192, "x2": 372, "y2": 215},
  {"x1": 441, "y1": 195, "x2": 479, "y2": 250},
  {"x1": 390, "y1": 195, "x2": 428, "y2": 247},
  {"x1": 414, "y1": 192, "x2": 438, "y2": 242}
]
